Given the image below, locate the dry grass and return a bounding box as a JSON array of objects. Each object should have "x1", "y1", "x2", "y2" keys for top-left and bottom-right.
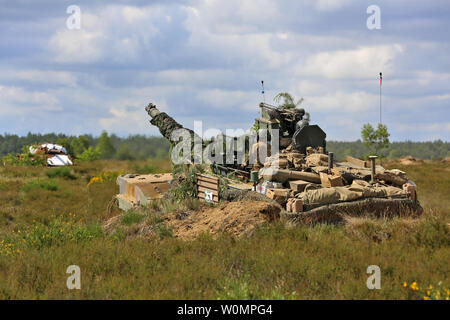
[{"x1": 0, "y1": 159, "x2": 448, "y2": 299}]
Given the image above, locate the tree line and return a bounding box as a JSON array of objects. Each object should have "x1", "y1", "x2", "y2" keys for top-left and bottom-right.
[
  {"x1": 0, "y1": 132, "x2": 448, "y2": 161},
  {"x1": 327, "y1": 139, "x2": 449, "y2": 160},
  {"x1": 0, "y1": 132, "x2": 170, "y2": 161}
]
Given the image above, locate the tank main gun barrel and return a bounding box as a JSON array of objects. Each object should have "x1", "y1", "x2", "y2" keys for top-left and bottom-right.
[{"x1": 145, "y1": 102, "x2": 199, "y2": 143}]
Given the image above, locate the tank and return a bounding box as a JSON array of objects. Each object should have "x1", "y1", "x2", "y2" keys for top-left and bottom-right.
[{"x1": 144, "y1": 101, "x2": 423, "y2": 223}]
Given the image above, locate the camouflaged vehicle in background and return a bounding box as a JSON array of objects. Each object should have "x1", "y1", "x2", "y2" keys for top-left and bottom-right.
[{"x1": 144, "y1": 101, "x2": 423, "y2": 224}]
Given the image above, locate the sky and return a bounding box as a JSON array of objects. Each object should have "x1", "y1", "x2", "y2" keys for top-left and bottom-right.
[{"x1": 0, "y1": 0, "x2": 449, "y2": 141}]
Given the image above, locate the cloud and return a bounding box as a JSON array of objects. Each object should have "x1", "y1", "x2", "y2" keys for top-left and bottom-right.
[
  {"x1": 0, "y1": 85, "x2": 62, "y2": 117},
  {"x1": 48, "y1": 6, "x2": 161, "y2": 64},
  {"x1": 315, "y1": 0, "x2": 352, "y2": 12},
  {"x1": 196, "y1": 89, "x2": 258, "y2": 111},
  {"x1": 396, "y1": 122, "x2": 450, "y2": 133},
  {"x1": 0, "y1": 0, "x2": 449, "y2": 141},
  {"x1": 2, "y1": 69, "x2": 78, "y2": 87},
  {"x1": 308, "y1": 91, "x2": 377, "y2": 113},
  {"x1": 300, "y1": 45, "x2": 404, "y2": 79},
  {"x1": 49, "y1": 29, "x2": 104, "y2": 63},
  {"x1": 0, "y1": 85, "x2": 59, "y2": 107}
]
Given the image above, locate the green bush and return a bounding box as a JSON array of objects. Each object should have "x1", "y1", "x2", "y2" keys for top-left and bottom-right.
[
  {"x1": 217, "y1": 274, "x2": 296, "y2": 300},
  {"x1": 115, "y1": 145, "x2": 136, "y2": 160},
  {"x1": 96, "y1": 131, "x2": 116, "y2": 159},
  {"x1": 155, "y1": 223, "x2": 173, "y2": 239},
  {"x1": 77, "y1": 147, "x2": 101, "y2": 161},
  {"x1": 20, "y1": 214, "x2": 103, "y2": 249},
  {"x1": 45, "y1": 167, "x2": 76, "y2": 180},
  {"x1": 169, "y1": 165, "x2": 204, "y2": 202},
  {"x1": 1, "y1": 152, "x2": 46, "y2": 167},
  {"x1": 22, "y1": 179, "x2": 59, "y2": 192},
  {"x1": 414, "y1": 216, "x2": 450, "y2": 249},
  {"x1": 121, "y1": 211, "x2": 145, "y2": 226},
  {"x1": 132, "y1": 163, "x2": 160, "y2": 174}
]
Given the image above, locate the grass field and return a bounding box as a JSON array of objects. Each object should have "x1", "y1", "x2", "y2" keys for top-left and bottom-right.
[{"x1": 0, "y1": 159, "x2": 448, "y2": 299}]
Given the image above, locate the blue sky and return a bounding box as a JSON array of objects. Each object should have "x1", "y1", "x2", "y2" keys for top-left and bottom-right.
[{"x1": 0, "y1": 0, "x2": 449, "y2": 141}]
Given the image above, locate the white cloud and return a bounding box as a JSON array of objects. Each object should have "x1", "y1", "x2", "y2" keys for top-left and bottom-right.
[
  {"x1": 299, "y1": 45, "x2": 404, "y2": 79},
  {"x1": 197, "y1": 89, "x2": 247, "y2": 108},
  {"x1": 99, "y1": 106, "x2": 147, "y2": 133},
  {"x1": 49, "y1": 29, "x2": 104, "y2": 63},
  {"x1": 12, "y1": 70, "x2": 77, "y2": 87},
  {"x1": 0, "y1": 66, "x2": 79, "y2": 88},
  {"x1": 98, "y1": 87, "x2": 174, "y2": 134},
  {"x1": 0, "y1": 85, "x2": 62, "y2": 115},
  {"x1": 315, "y1": 0, "x2": 352, "y2": 11},
  {"x1": 396, "y1": 122, "x2": 450, "y2": 133},
  {"x1": 308, "y1": 91, "x2": 377, "y2": 113},
  {"x1": 48, "y1": 6, "x2": 160, "y2": 63}
]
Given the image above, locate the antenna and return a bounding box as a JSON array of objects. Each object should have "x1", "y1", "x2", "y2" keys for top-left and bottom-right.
[
  {"x1": 379, "y1": 72, "x2": 382, "y2": 124},
  {"x1": 261, "y1": 80, "x2": 265, "y2": 102}
]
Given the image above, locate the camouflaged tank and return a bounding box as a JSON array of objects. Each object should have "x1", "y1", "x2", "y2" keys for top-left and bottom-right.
[{"x1": 145, "y1": 101, "x2": 423, "y2": 223}]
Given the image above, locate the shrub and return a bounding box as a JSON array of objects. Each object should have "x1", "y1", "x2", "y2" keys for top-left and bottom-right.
[
  {"x1": 87, "y1": 171, "x2": 123, "y2": 187},
  {"x1": 0, "y1": 214, "x2": 104, "y2": 254},
  {"x1": 414, "y1": 216, "x2": 450, "y2": 249},
  {"x1": 21, "y1": 214, "x2": 103, "y2": 249},
  {"x1": 132, "y1": 163, "x2": 160, "y2": 174},
  {"x1": 115, "y1": 145, "x2": 136, "y2": 161},
  {"x1": 77, "y1": 147, "x2": 101, "y2": 162},
  {"x1": 21, "y1": 179, "x2": 59, "y2": 192},
  {"x1": 122, "y1": 211, "x2": 145, "y2": 226},
  {"x1": 217, "y1": 274, "x2": 296, "y2": 300},
  {"x1": 1, "y1": 152, "x2": 46, "y2": 167},
  {"x1": 45, "y1": 167, "x2": 76, "y2": 180},
  {"x1": 168, "y1": 165, "x2": 203, "y2": 202},
  {"x1": 155, "y1": 223, "x2": 173, "y2": 239}
]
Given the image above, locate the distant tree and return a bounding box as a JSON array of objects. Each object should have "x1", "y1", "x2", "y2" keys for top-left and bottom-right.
[
  {"x1": 115, "y1": 144, "x2": 135, "y2": 160},
  {"x1": 96, "y1": 131, "x2": 116, "y2": 159},
  {"x1": 70, "y1": 136, "x2": 91, "y2": 157},
  {"x1": 389, "y1": 149, "x2": 402, "y2": 159},
  {"x1": 78, "y1": 147, "x2": 100, "y2": 162},
  {"x1": 56, "y1": 137, "x2": 73, "y2": 156},
  {"x1": 155, "y1": 147, "x2": 169, "y2": 159},
  {"x1": 361, "y1": 123, "x2": 390, "y2": 158},
  {"x1": 273, "y1": 92, "x2": 304, "y2": 110}
]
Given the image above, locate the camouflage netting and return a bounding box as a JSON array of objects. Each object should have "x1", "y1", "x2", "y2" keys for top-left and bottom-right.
[
  {"x1": 150, "y1": 111, "x2": 195, "y2": 142},
  {"x1": 285, "y1": 198, "x2": 423, "y2": 225},
  {"x1": 146, "y1": 103, "x2": 209, "y2": 165},
  {"x1": 296, "y1": 180, "x2": 410, "y2": 210}
]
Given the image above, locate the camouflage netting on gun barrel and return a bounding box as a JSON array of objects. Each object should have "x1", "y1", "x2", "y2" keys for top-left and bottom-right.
[{"x1": 150, "y1": 112, "x2": 196, "y2": 143}]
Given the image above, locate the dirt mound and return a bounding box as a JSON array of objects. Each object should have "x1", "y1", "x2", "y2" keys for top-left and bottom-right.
[
  {"x1": 165, "y1": 200, "x2": 281, "y2": 240},
  {"x1": 398, "y1": 156, "x2": 422, "y2": 165}
]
